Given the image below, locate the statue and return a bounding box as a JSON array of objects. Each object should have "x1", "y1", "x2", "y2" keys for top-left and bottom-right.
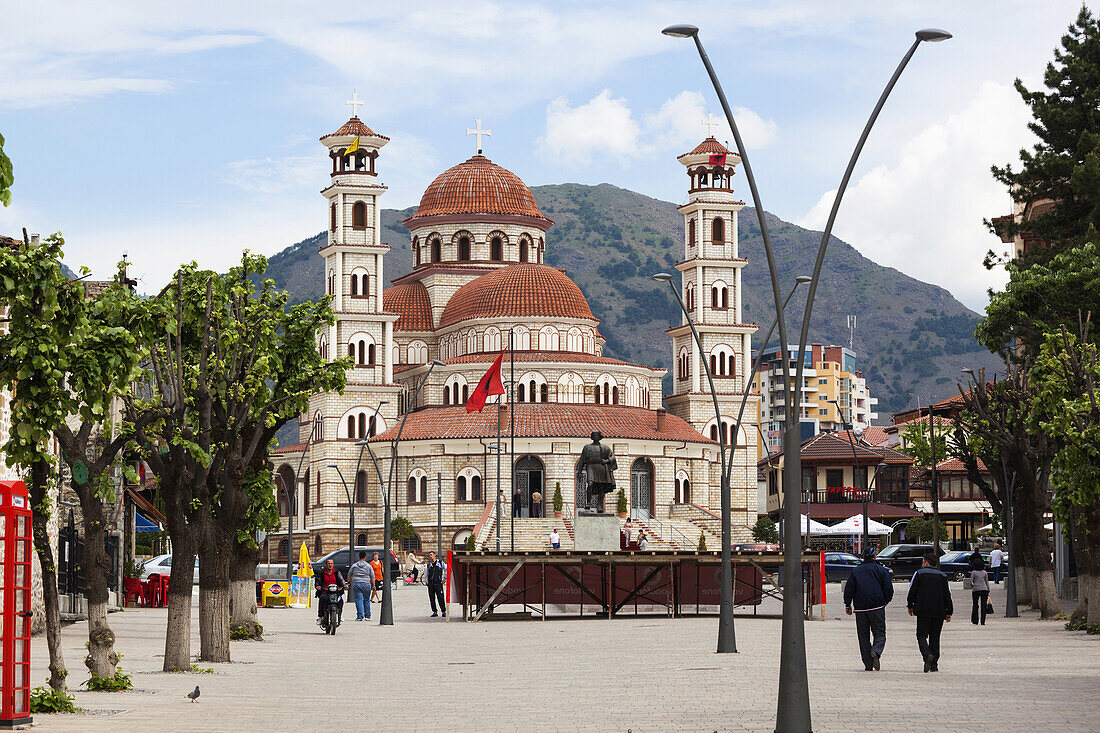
[{"x1": 577, "y1": 431, "x2": 617, "y2": 513}]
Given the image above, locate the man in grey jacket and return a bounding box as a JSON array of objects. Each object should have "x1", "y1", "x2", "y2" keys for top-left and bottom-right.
[{"x1": 348, "y1": 551, "x2": 375, "y2": 621}]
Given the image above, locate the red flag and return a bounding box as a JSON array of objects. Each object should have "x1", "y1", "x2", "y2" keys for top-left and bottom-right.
[
  {"x1": 466, "y1": 351, "x2": 506, "y2": 413},
  {"x1": 708, "y1": 153, "x2": 727, "y2": 166}
]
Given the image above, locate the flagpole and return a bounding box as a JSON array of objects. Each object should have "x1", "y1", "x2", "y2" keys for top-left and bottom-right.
[
  {"x1": 496, "y1": 393, "x2": 502, "y2": 552},
  {"x1": 510, "y1": 328, "x2": 515, "y2": 552}
]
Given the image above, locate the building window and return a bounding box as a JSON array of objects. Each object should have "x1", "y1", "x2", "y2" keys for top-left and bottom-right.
[
  {"x1": 314, "y1": 535, "x2": 322, "y2": 555},
  {"x1": 402, "y1": 535, "x2": 422, "y2": 552},
  {"x1": 431, "y1": 239, "x2": 441, "y2": 263},
  {"x1": 352, "y1": 201, "x2": 367, "y2": 229},
  {"x1": 519, "y1": 240, "x2": 529, "y2": 262},
  {"x1": 688, "y1": 218, "x2": 696, "y2": 247},
  {"x1": 330, "y1": 203, "x2": 336, "y2": 231},
  {"x1": 355, "y1": 470, "x2": 367, "y2": 503},
  {"x1": 356, "y1": 532, "x2": 367, "y2": 546},
  {"x1": 278, "y1": 539, "x2": 289, "y2": 559},
  {"x1": 458, "y1": 235, "x2": 471, "y2": 261},
  {"x1": 490, "y1": 236, "x2": 503, "y2": 261}
]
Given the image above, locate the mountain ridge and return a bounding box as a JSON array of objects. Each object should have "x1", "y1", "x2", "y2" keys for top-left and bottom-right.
[{"x1": 262, "y1": 182, "x2": 998, "y2": 418}]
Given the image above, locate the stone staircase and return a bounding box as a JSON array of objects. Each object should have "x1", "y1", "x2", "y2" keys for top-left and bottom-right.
[
  {"x1": 629, "y1": 517, "x2": 718, "y2": 550},
  {"x1": 475, "y1": 504, "x2": 576, "y2": 551}
]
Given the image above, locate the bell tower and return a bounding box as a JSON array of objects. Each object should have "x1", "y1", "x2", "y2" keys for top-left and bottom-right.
[{"x1": 665, "y1": 124, "x2": 759, "y2": 524}]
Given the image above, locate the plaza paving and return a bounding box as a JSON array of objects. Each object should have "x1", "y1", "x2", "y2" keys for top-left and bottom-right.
[{"x1": 30, "y1": 578, "x2": 1100, "y2": 732}]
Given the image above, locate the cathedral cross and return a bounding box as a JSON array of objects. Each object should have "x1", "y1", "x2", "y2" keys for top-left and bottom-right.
[
  {"x1": 466, "y1": 118, "x2": 492, "y2": 155},
  {"x1": 346, "y1": 90, "x2": 364, "y2": 118},
  {"x1": 702, "y1": 113, "x2": 721, "y2": 137}
]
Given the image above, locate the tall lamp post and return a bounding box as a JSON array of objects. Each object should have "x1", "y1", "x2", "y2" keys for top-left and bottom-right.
[
  {"x1": 654, "y1": 272, "x2": 810, "y2": 654},
  {"x1": 831, "y1": 400, "x2": 871, "y2": 554},
  {"x1": 327, "y1": 464, "x2": 356, "y2": 574},
  {"x1": 662, "y1": 22, "x2": 950, "y2": 732}
]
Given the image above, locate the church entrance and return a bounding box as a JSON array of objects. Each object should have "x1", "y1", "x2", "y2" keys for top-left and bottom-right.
[
  {"x1": 514, "y1": 455, "x2": 544, "y2": 518},
  {"x1": 630, "y1": 458, "x2": 654, "y2": 520}
]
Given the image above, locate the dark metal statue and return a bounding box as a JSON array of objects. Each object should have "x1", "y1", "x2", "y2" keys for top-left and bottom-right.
[{"x1": 577, "y1": 431, "x2": 617, "y2": 512}]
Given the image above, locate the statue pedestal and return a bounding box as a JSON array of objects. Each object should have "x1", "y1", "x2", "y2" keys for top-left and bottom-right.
[{"x1": 573, "y1": 513, "x2": 620, "y2": 551}]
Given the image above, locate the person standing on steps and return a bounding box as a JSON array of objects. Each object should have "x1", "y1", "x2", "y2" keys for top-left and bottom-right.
[
  {"x1": 513, "y1": 487, "x2": 523, "y2": 518},
  {"x1": 348, "y1": 551, "x2": 375, "y2": 621},
  {"x1": 549, "y1": 528, "x2": 561, "y2": 550},
  {"x1": 907, "y1": 553, "x2": 953, "y2": 672},
  {"x1": 426, "y1": 551, "x2": 447, "y2": 618},
  {"x1": 531, "y1": 490, "x2": 543, "y2": 518},
  {"x1": 844, "y1": 548, "x2": 894, "y2": 671},
  {"x1": 970, "y1": 554, "x2": 990, "y2": 625}
]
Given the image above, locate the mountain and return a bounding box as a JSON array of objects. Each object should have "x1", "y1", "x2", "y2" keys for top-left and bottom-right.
[{"x1": 262, "y1": 183, "x2": 999, "y2": 418}]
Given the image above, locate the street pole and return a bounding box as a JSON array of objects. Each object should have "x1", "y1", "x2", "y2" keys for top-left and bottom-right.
[
  {"x1": 832, "y1": 401, "x2": 869, "y2": 554},
  {"x1": 1002, "y1": 457, "x2": 1018, "y2": 617},
  {"x1": 928, "y1": 403, "x2": 941, "y2": 554},
  {"x1": 662, "y1": 23, "x2": 950, "y2": 732},
  {"x1": 510, "y1": 329, "x2": 516, "y2": 552},
  {"x1": 327, "y1": 465, "x2": 354, "y2": 575},
  {"x1": 285, "y1": 417, "x2": 320, "y2": 583},
  {"x1": 653, "y1": 273, "x2": 734, "y2": 653},
  {"x1": 437, "y1": 472, "x2": 442, "y2": 559}
]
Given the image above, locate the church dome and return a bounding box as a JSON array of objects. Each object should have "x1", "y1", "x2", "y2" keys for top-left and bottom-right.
[
  {"x1": 439, "y1": 264, "x2": 594, "y2": 328},
  {"x1": 383, "y1": 281, "x2": 434, "y2": 331},
  {"x1": 405, "y1": 155, "x2": 552, "y2": 228}
]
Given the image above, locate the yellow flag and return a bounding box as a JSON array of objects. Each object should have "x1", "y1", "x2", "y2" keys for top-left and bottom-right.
[{"x1": 344, "y1": 136, "x2": 360, "y2": 157}]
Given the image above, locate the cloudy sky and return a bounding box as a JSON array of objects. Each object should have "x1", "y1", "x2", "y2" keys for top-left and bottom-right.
[{"x1": 0, "y1": 1, "x2": 1086, "y2": 310}]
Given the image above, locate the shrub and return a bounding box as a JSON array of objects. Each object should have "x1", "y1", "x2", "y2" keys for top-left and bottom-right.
[
  {"x1": 697, "y1": 532, "x2": 707, "y2": 552},
  {"x1": 752, "y1": 516, "x2": 779, "y2": 544},
  {"x1": 464, "y1": 534, "x2": 475, "y2": 551},
  {"x1": 29, "y1": 686, "x2": 78, "y2": 713},
  {"x1": 86, "y1": 668, "x2": 132, "y2": 692},
  {"x1": 391, "y1": 515, "x2": 415, "y2": 542},
  {"x1": 616, "y1": 489, "x2": 627, "y2": 514},
  {"x1": 553, "y1": 482, "x2": 563, "y2": 513}
]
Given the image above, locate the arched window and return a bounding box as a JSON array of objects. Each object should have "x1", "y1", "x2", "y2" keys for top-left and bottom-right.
[
  {"x1": 514, "y1": 326, "x2": 531, "y2": 350},
  {"x1": 431, "y1": 237, "x2": 441, "y2": 263},
  {"x1": 330, "y1": 203, "x2": 336, "y2": 231},
  {"x1": 557, "y1": 373, "x2": 585, "y2": 404},
  {"x1": 407, "y1": 469, "x2": 428, "y2": 504},
  {"x1": 685, "y1": 281, "x2": 695, "y2": 312},
  {"x1": 355, "y1": 470, "x2": 367, "y2": 503},
  {"x1": 349, "y1": 267, "x2": 369, "y2": 298},
  {"x1": 490, "y1": 236, "x2": 503, "y2": 261},
  {"x1": 341, "y1": 407, "x2": 386, "y2": 439},
  {"x1": 712, "y1": 216, "x2": 725, "y2": 244},
  {"x1": 710, "y1": 280, "x2": 728, "y2": 310},
  {"x1": 402, "y1": 534, "x2": 422, "y2": 552},
  {"x1": 624, "y1": 376, "x2": 641, "y2": 407},
  {"x1": 566, "y1": 327, "x2": 583, "y2": 352},
  {"x1": 356, "y1": 532, "x2": 367, "y2": 547},
  {"x1": 519, "y1": 239, "x2": 529, "y2": 262},
  {"x1": 675, "y1": 470, "x2": 692, "y2": 504},
  {"x1": 456, "y1": 466, "x2": 482, "y2": 502},
  {"x1": 314, "y1": 412, "x2": 324, "y2": 441},
  {"x1": 444, "y1": 374, "x2": 469, "y2": 407},
  {"x1": 348, "y1": 332, "x2": 376, "y2": 366},
  {"x1": 678, "y1": 347, "x2": 690, "y2": 380},
  {"x1": 708, "y1": 343, "x2": 736, "y2": 377},
  {"x1": 538, "y1": 326, "x2": 559, "y2": 351},
  {"x1": 705, "y1": 418, "x2": 743, "y2": 447},
  {"x1": 483, "y1": 327, "x2": 502, "y2": 353},
  {"x1": 457, "y1": 234, "x2": 471, "y2": 261},
  {"x1": 407, "y1": 340, "x2": 427, "y2": 364},
  {"x1": 314, "y1": 535, "x2": 322, "y2": 555},
  {"x1": 518, "y1": 372, "x2": 548, "y2": 403},
  {"x1": 595, "y1": 374, "x2": 618, "y2": 405},
  {"x1": 352, "y1": 201, "x2": 367, "y2": 229},
  {"x1": 318, "y1": 334, "x2": 328, "y2": 360}
]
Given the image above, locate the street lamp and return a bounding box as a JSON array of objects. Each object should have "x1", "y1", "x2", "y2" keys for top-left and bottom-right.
[
  {"x1": 654, "y1": 272, "x2": 809, "y2": 654},
  {"x1": 831, "y1": 400, "x2": 872, "y2": 554},
  {"x1": 373, "y1": 360, "x2": 444, "y2": 625},
  {"x1": 663, "y1": 22, "x2": 949, "y2": 732},
  {"x1": 327, "y1": 464, "x2": 355, "y2": 576}
]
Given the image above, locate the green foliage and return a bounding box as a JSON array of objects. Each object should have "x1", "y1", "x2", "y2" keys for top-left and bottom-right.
[
  {"x1": 988, "y1": 7, "x2": 1100, "y2": 267},
  {"x1": 463, "y1": 534, "x2": 475, "y2": 551},
  {"x1": 123, "y1": 557, "x2": 146, "y2": 579},
  {"x1": 391, "y1": 514, "x2": 415, "y2": 542},
  {"x1": 86, "y1": 668, "x2": 132, "y2": 692},
  {"x1": 0, "y1": 131, "x2": 12, "y2": 207},
  {"x1": 751, "y1": 516, "x2": 779, "y2": 544},
  {"x1": 552, "y1": 482, "x2": 563, "y2": 512},
  {"x1": 189, "y1": 664, "x2": 214, "y2": 673},
  {"x1": 697, "y1": 532, "x2": 707, "y2": 552},
  {"x1": 897, "y1": 420, "x2": 949, "y2": 468},
  {"x1": 904, "y1": 516, "x2": 948, "y2": 544},
  {"x1": 616, "y1": 488, "x2": 627, "y2": 514},
  {"x1": 29, "y1": 685, "x2": 78, "y2": 713}
]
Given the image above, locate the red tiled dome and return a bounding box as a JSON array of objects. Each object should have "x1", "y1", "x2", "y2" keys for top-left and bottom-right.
[
  {"x1": 683, "y1": 137, "x2": 733, "y2": 156},
  {"x1": 383, "y1": 281, "x2": 433, "y2": 331},
  {"x1": 439, "y1": 264, "x2": 594, "y2": 328},
  {"x1": 405, "y1": 155, "x2": 551, "y2": 226},
  {"x1": 321, "y1": 117, "x2": 389, "y2": 141}
]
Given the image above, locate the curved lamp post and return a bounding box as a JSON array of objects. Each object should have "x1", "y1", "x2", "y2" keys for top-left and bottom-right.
[
  {"x1": 831, "y1": 401, "x2": 872, "y2": 554},
  {"x1": 662, "y1": 22, "x2": 950, "y2": 732},
  {"x1": 327, "y1": 464, "x2": 356, "y2": 575},
  {"x1": 654, "y1": 272, "x2": 809, "y2": 654}
]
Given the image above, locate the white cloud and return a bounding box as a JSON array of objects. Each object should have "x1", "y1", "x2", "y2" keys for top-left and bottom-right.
[
  {"x1": 645, "y1": 90, "x2": 777, "y2": 151},
  {"x1": 0, "y1": 76, "x2": 172, "y2": 109},
  {"x1": 798, "y1": 81, "x2": 1031, "y2": 310},
  {"x1": 536, "y1": 90, "x2": 642, "y2": 164},
  {"x1": 221, "y1": 156, "x2": 320, "y2": 196}
]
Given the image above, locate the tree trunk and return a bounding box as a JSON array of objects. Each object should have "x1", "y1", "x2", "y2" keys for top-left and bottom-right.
[
  {"x1": 1067, "y1": 519, "x2": 1089, "y2": 624},
  {"x1": 198, "y1": 540, "x2": 231, "y2": 662},
  {"x1": 163, "y1": 539, "x2": 196, "y2": 672},
  {"x1": 29, "y1": 461, "x2": 67, "y2": 690},
  {"x1": 229, "y1": 540, "x2": 262, "y2": 640},
  {"x1": 79, "y1": 493, "x2": 118, "y2": 680},
  {"x1": 1083, "y1": 508, "x2": 1100, "y2": 629},
  {"x1": 1017, "y1": 471, "x2": 1060, "y2": 617}
]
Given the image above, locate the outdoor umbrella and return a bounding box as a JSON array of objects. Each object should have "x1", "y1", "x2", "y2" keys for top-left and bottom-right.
[{"x1": 820, "y1": 515, "x2": 892, "y2": 535}]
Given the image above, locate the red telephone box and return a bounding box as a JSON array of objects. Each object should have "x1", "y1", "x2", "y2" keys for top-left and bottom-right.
[{"x1": 0, "y1": 481, "x2": 33, "y2": 728}]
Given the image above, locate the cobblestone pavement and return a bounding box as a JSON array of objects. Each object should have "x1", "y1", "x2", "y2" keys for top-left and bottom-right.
[{"x1": 30, "y1": 579, "x2": 1100, "y2": 732}]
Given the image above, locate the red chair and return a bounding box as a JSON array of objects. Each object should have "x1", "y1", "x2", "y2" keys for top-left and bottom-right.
[
  {"x1": 123, "y1": 577, "x2": 145, "y2": 607},
  {"x1": 159, "y1": 574, "x2": 170, "y2": 607},
  {"x1": 146, "y1": 574, "x2": 163, "y2": 607}
]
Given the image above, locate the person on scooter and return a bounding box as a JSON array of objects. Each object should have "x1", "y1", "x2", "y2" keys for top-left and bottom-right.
[{"x1": 315, "y1": 558, "x2": 346, "y2": 627}]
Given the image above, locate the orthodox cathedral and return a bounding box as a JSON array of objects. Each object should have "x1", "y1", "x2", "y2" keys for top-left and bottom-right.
[{"x1": 271, "y1": 104, "x2": 759, "y2": 556}]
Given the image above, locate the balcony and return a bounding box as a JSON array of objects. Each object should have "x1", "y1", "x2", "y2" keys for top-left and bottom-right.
[{"x1": 802, "y1": 486, "x2": 909, "y2": 505}]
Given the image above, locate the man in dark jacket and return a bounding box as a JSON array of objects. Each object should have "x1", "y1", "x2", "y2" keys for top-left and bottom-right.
[
  {"x1": 314, "y1": 558, "x2": 347, "y2": 627},
  {"x1": 426, "y1": 551, "x2": 447, "y2": 618},
  {"x1": 907, "y1": 552, "x2": 953, "y2": 672},
  {"x1": 844, "y1": 548, "x2": 894, "y2": 671}
]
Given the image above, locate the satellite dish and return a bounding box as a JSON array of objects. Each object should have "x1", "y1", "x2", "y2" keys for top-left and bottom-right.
[{"x1": 854, "y1": 426, "x2": 864, "y2": 438}]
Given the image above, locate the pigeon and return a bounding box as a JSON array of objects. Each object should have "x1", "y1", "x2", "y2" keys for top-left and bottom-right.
[{"x1": 187, "y1": 685, "x2": 200, "y2": 703}]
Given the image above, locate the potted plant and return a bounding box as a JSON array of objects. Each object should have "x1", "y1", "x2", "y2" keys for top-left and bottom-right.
[
  {"x1": 552, "y1": 482, "x2": 563, "y2": 518},
  {"x1": 616, "y1": 488, "x2": 627, "y2": 519}
]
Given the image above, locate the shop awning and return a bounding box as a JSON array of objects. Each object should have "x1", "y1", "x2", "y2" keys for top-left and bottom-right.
[
  {"x1": 913, "y1": 500, "x2": 992, "y2": 515},
  {"x1": 135, "y1": 512, "x2": 160, "y2": 533}
]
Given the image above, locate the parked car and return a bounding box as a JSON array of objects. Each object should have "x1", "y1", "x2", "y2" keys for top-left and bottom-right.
[
  {"x1": 821, "y1": 553, "x2": 895, "y2": 583},
  {"x1": 138, "y1": 554, "x2": 200, "y2": 584},
  {"x1": 875, "y1": 543, "x2": 933, "y2": 580},
  {"x1": 311, "y1": 546, "x2": 401, "y2": 582},
  {"x1": 939, "y1": 550, "x2": 1012, "y2": 581}
]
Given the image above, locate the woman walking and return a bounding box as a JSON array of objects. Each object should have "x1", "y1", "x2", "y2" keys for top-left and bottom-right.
[{"x1": 970, "y1": 552, "x2": 990, "y2": 625}]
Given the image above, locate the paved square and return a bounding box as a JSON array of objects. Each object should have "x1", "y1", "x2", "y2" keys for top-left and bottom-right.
[{"x1": 30, "y1": 580, "x2": 1100, "y2": 732}]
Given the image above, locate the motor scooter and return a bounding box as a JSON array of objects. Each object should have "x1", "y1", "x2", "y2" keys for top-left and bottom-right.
[{"x1": 320, "y1": 584, "x2": 344, "y2": 634}]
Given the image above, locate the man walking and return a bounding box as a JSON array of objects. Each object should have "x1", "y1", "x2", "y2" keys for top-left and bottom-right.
[
  {"x1": 426, "y1": 551, "x2": 447, "y2": 618},
  {"x1": 549, "y1": 528, "x2": 561, "y2": 550},
  {"x1": 348, "y1": 551, "x2": 375, "y2": 621},
  {"x1": 843, "y1": 548, "x2": 894, "y2": 671},
  {"x1": 907, "y1": 552, "x2": 953, "y2": 672},
  {"x1": 989, "y1": 542, "x2": 1005, "y2": 584}
]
